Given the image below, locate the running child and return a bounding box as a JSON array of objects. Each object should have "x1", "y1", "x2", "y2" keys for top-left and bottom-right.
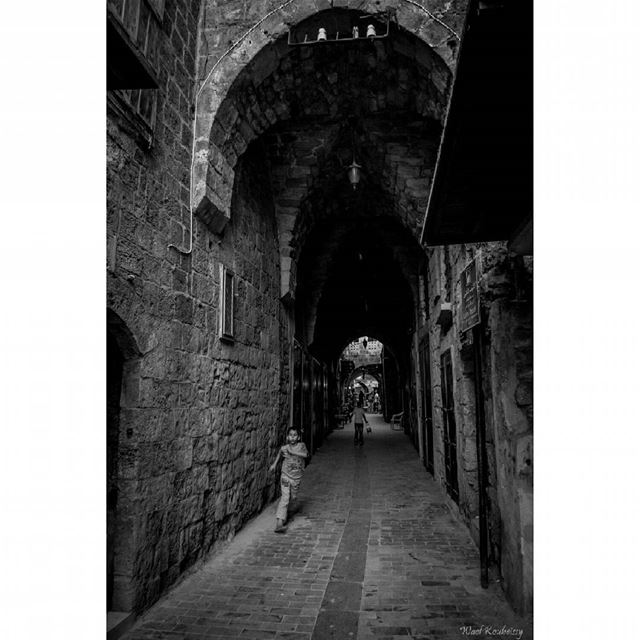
[{"x1": 269, "y1": 428, "x2": 309, "y2": 533}]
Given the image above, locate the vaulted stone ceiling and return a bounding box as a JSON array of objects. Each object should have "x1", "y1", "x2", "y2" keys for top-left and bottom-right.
[
  {"x1": 204, "y1": 13, "x2": 451, "y2": 301},
  {"x1": 295, "y1": 216, "x2": 423, "y2": 362},
  {"x1": 246, "y1": 28, "x2": 445, "y2": 355},
  {"x1": 262, "y1": 113, "x2": 441, "y2": 259},
  {"x1": 200, "y1": 9, "x2": 456, "y2": 356}
]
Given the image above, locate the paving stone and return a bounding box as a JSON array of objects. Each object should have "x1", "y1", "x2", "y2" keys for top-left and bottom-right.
[
  {"x1": 312, "y1": 610, "x2": 359, "y2": 639},
  {"x1": 121, "y1": 418, "x2": 532, "y2": 640},
  {"x1": 321, "y1": 581, "x2": 362, "y2": 612}
]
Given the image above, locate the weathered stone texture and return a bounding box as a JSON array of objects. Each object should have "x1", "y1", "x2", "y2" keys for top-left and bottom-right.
[
  {"x1": 108, "y1": 0, "x2": 290, "y2": 614},
  {"x1": 425, "y1": 242, "x2": 533, "y2": 615},
  {"x1": 485, "y1": 293, "x2": 533, "y2": 615},
  {"x1": 192, "y1": 1, "x2": 464, "y2": 299},
  {"x1": 108, "y1": 0, "x2": 528, "y2": 621}
]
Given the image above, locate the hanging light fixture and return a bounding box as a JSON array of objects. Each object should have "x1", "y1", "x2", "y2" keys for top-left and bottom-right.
[
  {"x1": 347, "y1": 119, "x2": 362, "y2": 190},
  {"x1": 347, "y1": 158, "x2": 362, "y2": 190},
  {"x1": 288, "y1": 10, "x2": 391, "y2": 47}
]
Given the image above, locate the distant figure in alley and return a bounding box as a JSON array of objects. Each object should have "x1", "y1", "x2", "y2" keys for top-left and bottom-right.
[{"x1": 352, "y1": 401, "x2": 369, "y2": 446}]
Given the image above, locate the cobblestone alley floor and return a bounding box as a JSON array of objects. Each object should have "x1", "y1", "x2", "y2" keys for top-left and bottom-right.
[{"x1": 121, "y1": 414, "x2": 532, "y2": 640}]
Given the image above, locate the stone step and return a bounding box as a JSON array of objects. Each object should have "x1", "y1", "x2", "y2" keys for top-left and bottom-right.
[{"x1": 107, "y1": 611, "x2": 135, "y2": 640}]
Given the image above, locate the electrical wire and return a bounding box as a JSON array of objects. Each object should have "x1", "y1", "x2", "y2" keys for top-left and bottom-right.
[
  {"x1": 399, "y1": 0, "x2": 461, "y2": 41},
  {"x1": 169, "y1": 0, "x2": 297, "y2": 254}
]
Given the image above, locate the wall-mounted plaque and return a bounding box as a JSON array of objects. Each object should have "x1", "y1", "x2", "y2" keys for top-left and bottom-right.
[{"x1": 460, "y1": 259, "x2": 481, "y2": 333}]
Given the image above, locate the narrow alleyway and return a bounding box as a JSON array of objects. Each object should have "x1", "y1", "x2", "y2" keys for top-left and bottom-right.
[{"x1": 121, "y1": 415, "x2": 531, "y2": 640}]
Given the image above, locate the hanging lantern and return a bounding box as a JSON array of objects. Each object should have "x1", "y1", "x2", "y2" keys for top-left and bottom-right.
[
  {"x1": 317, "y1": 27, "x2": 327, "y2": 41},
  {"x1": 347, "y1": 158, "x2": 361, "y2": 190},
  {"x1": 366, "y1": 24, "x2": 377, "y2": 38}
]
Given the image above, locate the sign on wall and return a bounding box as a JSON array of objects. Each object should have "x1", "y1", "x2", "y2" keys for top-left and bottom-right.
[{"x1": 460, "y1": 259, "x2": 481, "y2": 332}]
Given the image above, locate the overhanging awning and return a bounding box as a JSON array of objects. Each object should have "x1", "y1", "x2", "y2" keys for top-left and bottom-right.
[{"x1": 421, "y1": 0, "x2": 532, "y2": 253}]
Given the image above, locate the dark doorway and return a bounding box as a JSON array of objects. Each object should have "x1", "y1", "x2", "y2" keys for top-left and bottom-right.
[
  {"x1": 440, "y1": 349, "x2": 459, "y2": 502},
  {"x1": 107, "y1": 309, "x2": 140, "y2": 613},
  {"x1": 419, "y1": 339, "x2": 434, "y2": 474},
  {"x1": 292, "y1": 340, "x2": 303, "y2": 431},
  {"x1": 107, "y1": 329, "x2": 124, "y2": 610}
]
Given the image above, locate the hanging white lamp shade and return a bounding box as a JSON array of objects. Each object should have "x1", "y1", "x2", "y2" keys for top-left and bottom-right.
[{"x1": 347, "y1": 158, "x2": 362, "y2": 190}]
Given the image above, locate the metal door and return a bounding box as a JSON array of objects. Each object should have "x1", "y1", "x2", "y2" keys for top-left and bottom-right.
[{"x1": 440, "y1": 349, "x2": 459, "y2": 502}]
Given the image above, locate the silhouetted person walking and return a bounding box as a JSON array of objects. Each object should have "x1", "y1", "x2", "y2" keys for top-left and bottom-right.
[{"x1": 352, "y1": 401, "x2": 368, "y2": 446}]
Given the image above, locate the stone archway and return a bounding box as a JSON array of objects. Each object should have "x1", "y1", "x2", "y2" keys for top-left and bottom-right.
[
  {"x1": 347, "y1": 367, "x2": 383, "y2": 407},
  {"x1": 107, "y1": 309, "x2": 141, "y2": 613},
  {"x1": 192, "y1": 2, "x2": 466, "y2": 299},
  {"x1": 347, "y1": 366, "x2": 382, "y2": 388},
  {"x1": 295, "y1": 216, "x2": 424, "y2": 351}
]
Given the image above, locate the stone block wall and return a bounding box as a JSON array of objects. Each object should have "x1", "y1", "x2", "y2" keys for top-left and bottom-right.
[
  {"x1": 108, "y1": 0, "x2": 203, "y2": 612},
  {"x1": 482, "y1": 253, "x2": 533, "y2": 615},
  {"x1": 424, "y1": 244, "x2": 481, "y2": 519},
  {"x1": 107, "y1": 1, "x2": 290, "y2": 613},
  {"x1": 106, "y1": 0, "x2": 484, "y2": 618},
  {"x1": 423, "y1": 242, "x2": 533, "y2": 615}
]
